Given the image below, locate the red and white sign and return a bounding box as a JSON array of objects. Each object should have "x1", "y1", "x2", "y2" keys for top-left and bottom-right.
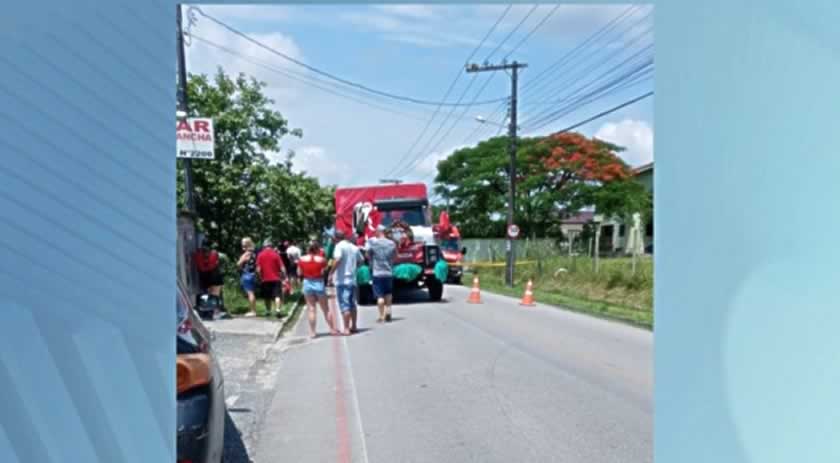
[
  {"x1": 507, "y1": 224, "x2": 520, "y2": 239},
  {"x1": 176, "y1": 118, "x2": 215, "y2": 159}
]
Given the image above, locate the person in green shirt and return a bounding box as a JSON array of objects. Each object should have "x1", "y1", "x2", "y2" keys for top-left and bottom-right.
[{"x1": 323, "y1": 234, "x2": 336, "y2": 285}]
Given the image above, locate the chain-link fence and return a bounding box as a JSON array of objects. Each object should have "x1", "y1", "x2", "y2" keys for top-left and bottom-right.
[{"x1": 461, "y1": 238, "x2": 587, "y2": 263}]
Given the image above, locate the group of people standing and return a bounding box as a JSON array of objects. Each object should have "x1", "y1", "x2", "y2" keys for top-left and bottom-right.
[
  {"x1": 236, "y1": 238, "x2": 303, "y2": 317},
  {"x1": 235, "y1": 225, "x2": 398, "y2": 338},
  {"x1": 198, "y1": 225, "x2": 399, "y2": 338}
]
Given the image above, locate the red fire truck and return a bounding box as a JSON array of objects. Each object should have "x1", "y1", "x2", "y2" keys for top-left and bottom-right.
[
  {"x1": 334, "y1": 182, "x2": 445, "y2": 303},
  {"x1": 433, "y1": 211, "x2": 467, "y2": 284}
]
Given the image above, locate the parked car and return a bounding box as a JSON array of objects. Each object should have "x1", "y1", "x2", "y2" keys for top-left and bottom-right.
[{"x1": 177, "y1": 280, "x2": 226, "y2": 463}]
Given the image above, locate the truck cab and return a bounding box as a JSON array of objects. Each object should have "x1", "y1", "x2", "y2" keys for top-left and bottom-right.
[
  {"x1": 438, "y1": 229, "x2": 465, "y2": 284},
  {"x1": 334, "y1": 183, "x2": 446, "y2": 303},
  {"x1": 433, "y1": 211, "x2": 465, "y2": 284}
]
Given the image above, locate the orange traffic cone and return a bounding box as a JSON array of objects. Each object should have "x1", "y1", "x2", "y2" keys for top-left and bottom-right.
[
  {"x1": 520, "y1": 280, "x2": 536, "y2": 307},
  {"x1": 467, "y1": 276, "x2": 482, "y2": 304}
]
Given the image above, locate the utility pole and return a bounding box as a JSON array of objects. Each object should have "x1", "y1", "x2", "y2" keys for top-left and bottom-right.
[
  {"x1": 466, "y1": 60, "x2": 527, "y2": 287},
  {"x1": 177, "y1": 4, "x2": 195, "y2": 213}
]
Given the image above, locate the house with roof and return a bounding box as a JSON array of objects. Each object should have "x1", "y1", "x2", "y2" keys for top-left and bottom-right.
[{"x1": 560, "y1": 162, "x2": 653, "y2": 254}]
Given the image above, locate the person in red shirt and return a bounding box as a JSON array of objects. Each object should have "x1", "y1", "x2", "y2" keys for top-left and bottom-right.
[
  {"x1": 194, "y1": 239, "x2": 224, "y2": 297},
  {"x1": 256, "y1": 239, "x2": 287, "y2": 317},
  {"x1": 298, "y1": 241, "x2": 337, "y2": 338}
]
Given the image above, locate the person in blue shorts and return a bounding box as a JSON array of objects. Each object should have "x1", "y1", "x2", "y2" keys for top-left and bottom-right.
[
  {"x1": 329, "y1": 230, "x2": 363, "y2": 334},
  {"x1": 236, "y1": 237, "x2": 258, "y2": 317},
  {"x1": 298, "y1": 241, "x2": 337, "y2": 338},
  {"x1": 365, "y1": 225, "x2": 397, "y2": 323}
]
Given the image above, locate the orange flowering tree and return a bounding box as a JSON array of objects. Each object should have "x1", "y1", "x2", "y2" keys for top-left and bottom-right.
[{"x1": 527, "y1": 132, "x2": 631, "y2": 184}]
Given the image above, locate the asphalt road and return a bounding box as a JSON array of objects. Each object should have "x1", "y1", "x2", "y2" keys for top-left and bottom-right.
[
  {"x1": 203, "y1": 317, "x2": 287, "y2": 463},
  {"x1": 249, "y1": 284, "x2": 652, "y2": 463}
]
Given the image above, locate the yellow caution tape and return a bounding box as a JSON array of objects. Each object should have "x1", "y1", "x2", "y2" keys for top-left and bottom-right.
[{"x1": 463, "y1": 260, "x2": 539, "y2": 268}]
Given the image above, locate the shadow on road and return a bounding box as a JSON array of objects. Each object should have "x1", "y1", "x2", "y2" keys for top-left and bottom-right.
[{"x1": 223, "y1": 411, "x2": 251, "y2": 463}]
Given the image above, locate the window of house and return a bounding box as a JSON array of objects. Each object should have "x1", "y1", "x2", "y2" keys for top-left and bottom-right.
[{"x1": 619, "y1": 225, "x2": 626, "y2": 237}]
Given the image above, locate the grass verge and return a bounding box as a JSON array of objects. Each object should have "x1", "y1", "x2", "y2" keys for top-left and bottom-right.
[
  {"x1": 223, "y1": 282, "x2": 301, "y2": 319},
  {"x1": 468, "y1": 256, "x2": 653, "y2": 330}
]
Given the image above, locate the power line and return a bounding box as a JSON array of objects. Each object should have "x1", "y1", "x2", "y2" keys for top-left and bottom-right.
[
  {"x1": 454, "y1": 4, "x2": 559, "y2": 145},
  {"x1": 521, "y1": 5, "x2": 648, "y2": 98},
  {"x1": 389, "y1": 75, "x2": 485, "y2": 178},
  {"x1": 423, "y1": 91, "x2": 654, "y2": 185},
  {"x1": 520, "y1": 24, "x2": 654, "y2": 128},
  {"x1": 467, "y1": 6, "x2": 645, "y2": 146},
  {"x1": 524, "y1": 63, "x2": 653, "y2": 133},
  {"x1": 382, "y1": 4, "x2": 513, "y2": 178},
  {"x1": 381, "y1": 4, "x2": 513, "y2": 177},
  {"x1": 387, "y1": 4, "x2": 541, "y2": 179},
  {"x1": 189, "y1": 34, "x2": 472, "y2": 124},
  {"x1": 523, "y1": 48, "x2": 654, "y2": 129},
  {"x1": 522, "y1": 11, "x2": 653, "y2": 109},
  {"x1": 394, "y1": 4, "x2": 555, "y2": 179},
  {"x1": 530, "y1": 62, "x2": 654, "y2": 126},
  {"x1": 548, "y1": 91, "x2": 653, "y2": 134},
  {"x1": 483, "y1": 4, "x2": 539, "y2": 61},
  {"x1": 522, "y1": 45, "x2": 654, "y2": 130},
  {"x1": 190, "y1": 6, "x2": 508, "y2": 107},
  {"x1": 503, "y1": 4, "x2": 561, "y2": 59},
  {"x1": 460, "y1": 101, "x2": 509, "y2": 145}
]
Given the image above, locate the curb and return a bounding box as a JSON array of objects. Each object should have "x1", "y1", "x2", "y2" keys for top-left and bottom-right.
[
  {"x1": 205, "y1": 294, "x2": 304, "y2": 343},
  {"x1": 275, "y1": 294, "x2": 305, "y2": 342}
]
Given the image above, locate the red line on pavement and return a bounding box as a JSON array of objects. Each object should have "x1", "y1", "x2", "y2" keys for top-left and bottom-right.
[{"x1": 333, "y1": 305, "x2": 353, "y2": 463}]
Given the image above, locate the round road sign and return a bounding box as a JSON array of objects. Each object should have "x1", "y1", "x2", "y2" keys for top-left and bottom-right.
[{"x1": 507, "y1": 224, "x2": 520, "y2": 239}]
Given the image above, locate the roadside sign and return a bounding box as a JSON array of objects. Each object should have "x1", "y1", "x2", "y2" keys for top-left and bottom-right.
[
  {"x1": 507, "y1": 224, "x2": 520, "y2": 239},
  {"x1": 177, "y1": 117, "x2": 215, "y2": 159}
]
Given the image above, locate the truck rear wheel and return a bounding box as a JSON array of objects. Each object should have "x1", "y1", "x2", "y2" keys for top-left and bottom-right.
[{"x1": 427, "y1": 279, "x2": 443, "y2": 302}]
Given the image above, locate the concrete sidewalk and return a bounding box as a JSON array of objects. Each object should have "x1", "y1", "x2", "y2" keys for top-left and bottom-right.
[{"x1": 204, "y1": 317, "x2": 285, "y2": 341}]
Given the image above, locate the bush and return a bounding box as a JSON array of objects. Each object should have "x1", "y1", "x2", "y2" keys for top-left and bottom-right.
[
  {"x1": 606, "y1": 271, "x2": 625, "y2": 290},
  {"x1": 624, "y1": 273, "x2": 647, "y2": 291}
]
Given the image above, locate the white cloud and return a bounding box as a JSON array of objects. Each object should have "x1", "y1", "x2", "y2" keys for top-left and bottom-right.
[
  {"x1": 292, "y1": 146, "x2": 352, "y2": 186},
  {"x1": 382, "y1": 34, "x2": 448, "y2": 48},
  {"x1": 185, "y1": 18, "x2": 306, "y2": 106},
  {"x1": 477, "y1": 4, "x2": 653, "y2": 46},
  {"x1": 191, "y1": 5, "x2": 294, "y2": 23},
  {"x1": 340, "y1": 12, "x2": 404, "y2": 32},
  {"x1": 372, "y1": 5, "x2": 437, "y2": 19},
  {"x1": 414, "y1": 144, "x2": 470, "y2": 177},
  {"x1": 341, "y1": 6, "x2": 496, "y2": 50},
  {"x1": 337, "y1": 4, "x2": 653, "y2": 54},
  {"x1": 594, "y1": 119, "x2": 654, "y2": 167}
]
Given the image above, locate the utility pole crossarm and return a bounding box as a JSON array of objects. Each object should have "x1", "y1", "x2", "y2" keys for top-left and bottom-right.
[{"x1": 465, "y1": 62, "x2": 528, "y2": 73}]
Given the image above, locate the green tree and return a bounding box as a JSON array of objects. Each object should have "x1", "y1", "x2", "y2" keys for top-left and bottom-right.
[
  {"x1": 177, "y1": 68, "x2": 333, "y2": 259},
  {"x1": 433, "y1": 131, "x2": 648, "y2": 239},
  {"x1": 433, "y1": 136, "x2": 539, "y2": 238}
]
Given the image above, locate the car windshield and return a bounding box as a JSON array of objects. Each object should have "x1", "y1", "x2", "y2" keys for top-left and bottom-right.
[
  {"x1": 440, "y1": 239, "x2": 460, "y2": 251},
  {"x1": 379, "y1": 208, "x2": 426, "y2": 227}
]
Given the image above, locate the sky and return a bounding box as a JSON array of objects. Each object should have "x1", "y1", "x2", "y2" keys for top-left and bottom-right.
[{"x1": 184, "y1": 4, "x2": 654, "y2": 190}]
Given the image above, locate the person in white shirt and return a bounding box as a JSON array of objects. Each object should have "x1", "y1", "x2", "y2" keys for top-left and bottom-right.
[
  {"x1": 285, "y1": 241, "x2": 302, "y2": 288},
  {"x1": 329, "y1": 230, "x2": 363, "y2": 334}
]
